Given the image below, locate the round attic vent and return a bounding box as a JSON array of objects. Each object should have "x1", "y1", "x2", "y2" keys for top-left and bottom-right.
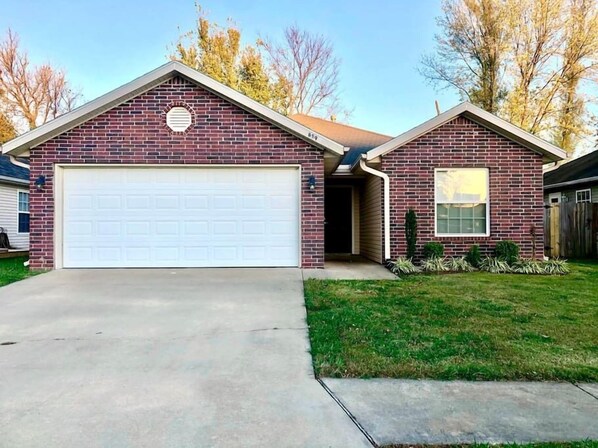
[{"x1": 166, "y1": 106, "x2": 192, "y2": 132}]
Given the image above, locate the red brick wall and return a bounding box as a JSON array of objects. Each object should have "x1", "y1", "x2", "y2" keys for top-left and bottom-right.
[
  {"x1": 29, "y1": 77, "x2": 324, "y2": 269},
  {"x1": 382, "y1": 116, "x2": 544, "y2": 260}
]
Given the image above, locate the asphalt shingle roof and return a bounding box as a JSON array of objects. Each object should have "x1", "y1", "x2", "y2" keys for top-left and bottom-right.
[
  {"x1": 544, "y1": 149, "x2": 598, "y2": 187},
  {"x1": 0, "y1": 155, "x2": 29, "y2": 182},
  {"x1": 290, "y1": 114, "x2": 393, "y2": 165}
]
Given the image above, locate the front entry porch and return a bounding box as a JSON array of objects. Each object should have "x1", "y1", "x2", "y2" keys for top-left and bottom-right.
[{"x1": 324, "y1": 177, "x2": 384, "y2": 264}]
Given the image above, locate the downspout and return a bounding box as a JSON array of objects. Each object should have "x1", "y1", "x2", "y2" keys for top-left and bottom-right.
[
  {"x1": 359, "y1": 155, "x2": 391, "y2": 261},
  {"x1": 8, "y1": 155, "x2": 30, "y2": 170}
]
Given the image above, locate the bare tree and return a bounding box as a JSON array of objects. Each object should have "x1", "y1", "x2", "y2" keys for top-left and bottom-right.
[
  {"x1": 421, "y1": 0, "x2": 598, "y2": 156},
  {"x1": 0, "y1": 29, "x2": 79, "y2": 131},
  {"x1": 260, "y1": 26, "x2": 342, "y2": 116},
  {"x1": 420, "y1": 0, "x2": 510, "y2": 113}
]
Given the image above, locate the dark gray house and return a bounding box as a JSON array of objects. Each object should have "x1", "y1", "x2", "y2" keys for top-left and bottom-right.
[{"x1": 544, "y1": 150, "x2": 598, "y2": 205}]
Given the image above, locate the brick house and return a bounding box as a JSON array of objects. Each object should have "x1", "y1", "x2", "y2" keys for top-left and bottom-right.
[{"x1": 1, "y1": 62, "x2": 565, "y2": 269}]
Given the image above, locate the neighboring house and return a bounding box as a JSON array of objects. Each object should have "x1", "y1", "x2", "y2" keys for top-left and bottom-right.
[
  {"x1": 1, "y1": 62, "x2": 565, "y2": 270},
  {"x1": 544, "y1": 150, "x2": 598, "y2": 205},
  {"x1": 0, "y1": 155, "x2": 30, "y2": 250}
]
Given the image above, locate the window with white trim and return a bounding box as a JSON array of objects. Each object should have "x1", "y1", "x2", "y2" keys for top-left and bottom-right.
[
  {"x1": 435, "y1": 168, "x2": 489, "y2": 236},
  {"x1": 18, "y1": 191, "x2": 30, "y2": 233},
  {"x1": 576, "y1": 189, "x2": 591, "y2": 203}
]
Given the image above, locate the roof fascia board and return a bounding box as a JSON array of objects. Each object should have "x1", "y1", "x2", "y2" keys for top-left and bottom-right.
[
  {"x1": 2, "y1": 64, "x2": 176, "y2": 156},
  {"x1": 2, "y1": 61, "x2": 344, "y2": 157},
  {"x1": 173, "y1": 63, "x2": 344, "y2": 155},
  {"x1": 544, "y1": 175, "x2": 598, "y2": 190},
  {"x1": 0, "y1": 175, "x2": 28, "y2": 186},
  {"x1": 366, "y1": 102, "x2": 565, "y2": 162}
]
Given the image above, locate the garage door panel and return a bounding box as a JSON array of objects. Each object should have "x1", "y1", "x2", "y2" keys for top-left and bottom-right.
[{"x1": 62, "y1": 167, "x2": 300, "y2": 268}]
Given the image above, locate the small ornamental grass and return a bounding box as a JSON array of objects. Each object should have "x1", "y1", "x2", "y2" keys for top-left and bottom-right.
[
  {"x1": 446, "y1": 256, "x2": 475, "y2": 272},
  {"x1": 543, "y1": 258, "x2": 570, "y2": 275},
  {"x1": 388, "y1": 257, "x2": 420, "y2": 276},
  {"x1": 480, "y1": 257, "x2": 512, "y2": 273},
  {"x1": 421, "y1": 257, "x2": 449, "y2": 272},
  {"x1": 511, "y1": 258, "x2": 571, "y2": 275}
]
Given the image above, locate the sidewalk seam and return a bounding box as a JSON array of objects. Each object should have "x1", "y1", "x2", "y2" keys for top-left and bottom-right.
[
  {"x1": 317, "y1": 378, "x2": 378, "y2": 448},
  {"x1": 573, "y1": 383, "x2": 598, "y2": 401}
]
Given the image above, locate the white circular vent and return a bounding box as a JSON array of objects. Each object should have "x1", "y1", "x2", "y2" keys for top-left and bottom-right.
[{"x1": 166, "y1": 106, "x2": 192, "y2": 132}]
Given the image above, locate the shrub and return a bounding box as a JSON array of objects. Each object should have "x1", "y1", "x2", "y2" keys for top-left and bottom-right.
[
  {"x1": 446, "y1": 257, "x2": 475, "y2": 272},
  {"x1": 495, "y1": 240, "x2": 520, "y2": 264},
  {"x1": 423, "y1": 242, "x2": 444, "y2": 259},
  {"x1": 421, "y1": 257, "x2": 449, "y2": 272},
  {"x1": 389, "y1": 257, "x2": 420, "y2": 276},
  {"x1": 465, "y1": 244, "x2": 482, "y2": 268},
  {"x1": 405, "y1": 209, "x2": 417, "y2": 259},
  {"x1": 543, "y1": 258, "x2": 570, "y2": 275},
  {"x1": 480, "y1": 257, "x2": 511, "y2": 273}
]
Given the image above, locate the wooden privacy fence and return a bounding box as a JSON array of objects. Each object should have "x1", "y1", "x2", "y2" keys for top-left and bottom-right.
[{"x1": 544, "y1": 202, "x2": 598, "y2": 258}]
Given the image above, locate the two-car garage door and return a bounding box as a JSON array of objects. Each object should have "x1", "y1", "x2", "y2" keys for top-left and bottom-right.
[{"x1": 61, "y1": 167, "x2": 300, "y2": 268}]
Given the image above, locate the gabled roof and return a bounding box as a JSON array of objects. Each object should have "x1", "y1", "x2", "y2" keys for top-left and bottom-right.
[
  {"x1": 544, "y1": 149, "x2": 598, "y2": 189},
  {"x1": 0, "y1": 155, "x2": 28, "y2": 185},
  {"x1": 1, "y1": 61, "x2": 345, "y2": 157},
  {"x1": 366, "y1": 102, "x2": 566, "y2": 163},
  {"x1": 290, "y1": 114, "x2": 392, "y2": 165}
]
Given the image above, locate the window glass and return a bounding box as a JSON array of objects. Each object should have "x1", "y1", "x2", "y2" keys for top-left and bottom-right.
[
  {"x1": 436, "y1": 169, "x2": 489, "y2": 235},
  {"x1": 18, "y1": 192, "x2": 30, "y2": 233}
]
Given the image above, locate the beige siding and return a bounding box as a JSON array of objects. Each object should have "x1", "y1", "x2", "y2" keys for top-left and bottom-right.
[
  {"x1": 359, "y1": 176, "x2": 382, "y2": 263},
  {"x1": 0, "y1": 183, "x2": 29, "y2": 250}
]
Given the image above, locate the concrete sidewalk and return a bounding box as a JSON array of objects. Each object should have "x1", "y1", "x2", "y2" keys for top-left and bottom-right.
[{"x1": 323, "y1": 378, "x2": 598, "y2": 446}]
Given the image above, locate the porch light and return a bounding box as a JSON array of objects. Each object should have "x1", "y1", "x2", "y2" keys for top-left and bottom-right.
[
  {"x1": 308, "y1": 176, "x2": 316, "y2": 191},
  {"x1": 35, "y1": 175, "x2": 46, "y2": 191}
]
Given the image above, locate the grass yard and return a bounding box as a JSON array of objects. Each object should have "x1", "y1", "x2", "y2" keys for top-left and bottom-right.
[
  {"x1": 0, "y1": 257, "x2": 36, "y2": 287},
  {"x1": 305, "y1": 260, "x2": 598, "y2": 381}
]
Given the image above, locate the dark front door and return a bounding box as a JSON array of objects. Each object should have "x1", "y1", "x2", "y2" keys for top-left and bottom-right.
[{"x1": 325, "y1": 187, "x2": 352, "y2": 253}]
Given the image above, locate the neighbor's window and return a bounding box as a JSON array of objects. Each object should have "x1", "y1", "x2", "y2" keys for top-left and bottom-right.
[
  {"x1": 18, "y1": 191, "x2": 30, "y2": 233},
  {"x1": 576, "y1": 189, "x2": 591, "y2": 203},
  {"x1": 435, "y1": 168, "x2": 489, "y2": 236}
]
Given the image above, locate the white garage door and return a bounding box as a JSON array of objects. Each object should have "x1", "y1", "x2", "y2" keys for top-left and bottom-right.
[{"x1": 62, "y1": 167, "x2": 300, "y2": 268}]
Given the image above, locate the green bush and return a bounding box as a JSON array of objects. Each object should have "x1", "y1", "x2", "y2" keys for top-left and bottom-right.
[
  {"x1": 405, "y1": 209, "x2": 417, "y2": 259},
  {"x1": 465, "y1": 244, "x2": 482, "y2": 268},
  {"x1": 421, "y1": 257, "x2": 449, "y2": 272},
  {"x1": 423, "y1": 242, "x2": 444, "y2": 259},
  {"x1": 389, "y1": 257, "x2": 420, "y2": 276},
  {"x1": 446, "y1": 256, "x2": 475, "y2": 272},
  {"x1": 495, "y1": 240, "x2": 520, "y2": 264}
]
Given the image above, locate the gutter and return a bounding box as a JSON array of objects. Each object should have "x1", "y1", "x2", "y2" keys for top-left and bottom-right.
[
  {"x1": 544, "y1": 175, "x2": 598, "y2": 190},
  {"x1": 8, "y1": 155, "x2": 30, "y2": 170},
  {"x1": 359, "y1": 156, "x2": 390, "y2": 261},
  {"x1": 0, "y1": 175, "x2": 28, "y2": 186}
]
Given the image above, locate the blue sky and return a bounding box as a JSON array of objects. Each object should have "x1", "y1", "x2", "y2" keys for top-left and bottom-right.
[{"x1": 1, "y1": 0, "x2": 458, "y2": 137}]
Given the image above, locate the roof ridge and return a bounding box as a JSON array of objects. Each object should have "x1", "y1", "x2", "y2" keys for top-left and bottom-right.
[{"x1": 290, "y1": 114, "x2": 393, "y2": 139}]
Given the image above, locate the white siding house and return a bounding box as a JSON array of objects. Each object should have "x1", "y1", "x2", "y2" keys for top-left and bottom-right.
[{"x1": 0, "y1": 156, "x2": 29, "y2": 251}]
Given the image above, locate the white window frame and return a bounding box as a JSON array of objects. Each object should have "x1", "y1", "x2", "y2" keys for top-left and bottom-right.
[
  {"x1": 575, "y1": 189, "x2": 591, "y2": 203},
  {"x1": 17, "y1": 190, "x2": 30, "y2": 234},
  {"x1": 434, "y1": 168, "x2": 490, "y2": 237}
]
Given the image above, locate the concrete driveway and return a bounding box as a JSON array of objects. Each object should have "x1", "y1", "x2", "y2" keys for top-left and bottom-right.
[{"x1": 0, "y1": 269, "x2": 370, "y2": 448}]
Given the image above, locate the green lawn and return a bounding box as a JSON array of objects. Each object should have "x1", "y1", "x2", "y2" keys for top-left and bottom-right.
[
  {"x1": 0, "y1": 257, "x2": 37, "y2": 287},
  {"x1": 305, "y1": 260, "x2": 598, "y2": 381}
]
